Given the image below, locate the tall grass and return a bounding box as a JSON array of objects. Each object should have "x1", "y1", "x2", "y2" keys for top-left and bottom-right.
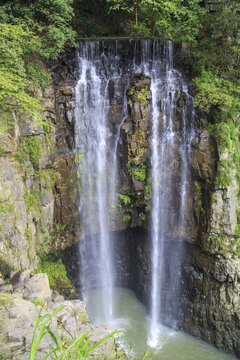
[{"x1": 29, "y1": 305, "x2": 119, "y2": 360}]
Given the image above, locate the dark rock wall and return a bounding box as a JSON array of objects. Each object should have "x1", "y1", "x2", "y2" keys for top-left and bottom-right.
[
  {"x1": 182, "y1": 247, "x2": 240, "y2": 356},
  {"x1": 60, "y1": 42, "x2": 240, "y2": 357}
]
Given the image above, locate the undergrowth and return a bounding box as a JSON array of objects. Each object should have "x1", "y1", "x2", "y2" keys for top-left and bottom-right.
[{"x1": 37, "y1": 255, "x2": 73, "y2": 290}]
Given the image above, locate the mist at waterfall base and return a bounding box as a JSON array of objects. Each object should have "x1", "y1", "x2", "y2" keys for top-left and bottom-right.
[
  {"x1": 85, "y1": 288, "x2": 236, "y2": 360},
  {"x1": 73, "y1": 40, "x2": 237, "y2": 359}
]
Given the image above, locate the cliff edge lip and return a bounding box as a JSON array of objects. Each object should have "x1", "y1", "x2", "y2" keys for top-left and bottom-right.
[{"x1": 76, "y1": 36, "x2": 169, "y2": 41}]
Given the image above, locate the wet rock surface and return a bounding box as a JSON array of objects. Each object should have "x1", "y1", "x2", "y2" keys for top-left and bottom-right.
[{"x1": 181, "y1": 247, "x2": 240, "y2": 357}]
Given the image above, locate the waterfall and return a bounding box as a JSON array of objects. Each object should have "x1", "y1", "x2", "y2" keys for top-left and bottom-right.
[
  {"x1": 148, "y1": 41, "x2": 195, "y2": 346},
  {"x1": 75, "y1": 42, "x2": 117, "y2": 321},
  {"x1": 74, "y1": 39, "x2": 195, "y2": 342}
]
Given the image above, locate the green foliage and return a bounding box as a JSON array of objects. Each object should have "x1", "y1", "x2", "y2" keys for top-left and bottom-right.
[
  {"x1": 17, "y1": 146, "x2": 28, "y2": 165},
  {"x1": 29, "y1": 305, "x2": 118, "y2": 360},
  {"x1": 128, "y1": 85, "x2": 148, "y2": 105},
  {"x1": 37, "y1": 255, "x2": 72, "y2": 288},
  {"x1": 0, "y1": 0, "x2": 76, "y2": 60},
  {"x1": 40, "y1": 169, "x2": 54, "y2": 191},
  {"x1": 0, "y1": 23, "x2": 39, "y2": 78},
  {"x1": 127, "y1": 161, "x2": 148, "y2": 182},
  {"x1": 139, "y1": 212, "x2": 146, "y2": 221},
  {"x1": 17, "y1": 136, "x2": 43, "y2": 176},
  {"x1": 78, "y1": 311, "x2": 90, "y2": 325},
  {"x1": 0, "y1": 0, "x2": 76, "y2": 136},
  {"x1": 234, "y1": 222, "x2": 240, "y2": 257},
  {"x1": 215, "y1": 161, "x2": 232, "y2": 188},
  {"x1": 145, "y1": 202, "x2": 151, "y2": 212},
  {"x1": 171, "y1": 0, "x2": 206, "y2": 42},
  {"x1": 209, "y1": 224, "x2": 240, "y2": 257},
  {"x1": 31, "y1": 298, "x2": 48, "y2": 309},
  {"x1": 107, "y1": 0, "x2": 205, "y2": 39},
  {"x1": 207, "y1": 116, "x2": 240, "y2": 187},
  {"x1": 0, "y1": 195, "x2": 13, "y2": 214},
  {"x1": 117, "y1": 162, "x2": 152, "y2": 224},
  {"x1": 211, "y1": 233, "x2": 228, "y2": 255},
  {"x1": 191, "y1": 1, "x2": 240, "y2": 188},
  {"x1": 194, "y1": 69, "x2": 240, "y2": 118},
  {"x1": 24, "y1": 136, "x2": 42, "y2": 169},
  {"x1": 27, "y1": 62, "x2": 50, "y2": 90},
  {"x1": 123, "y1": 214, "x2": 131, "y2": 223},
  {"x1": 133, "y1": 163, "x2": 147, "y2": 182},
  {"x1": 144, "y1": 176, "x2": 152, "y2": 198},
  {"x1": 75, "y1": 149, "x2": 83, "y2": 169},
  {"x1": 42, "y1": 119, "x2": 52, "y2": 137},
  {"x1": 35, "y1": 0, "x2": 76, "y2": 59},
  {"x1": 0, "y1": 147, "x2": 8, "y2": 157},
  {"x1": 0, "y1": 23, "x2": 44, "y2": 134},
  {"x1": 24, "y1": 189, "x2": 42, "y2": 213},
  {"x1": 118, "y1": 193, "x2": 131, "y2": 205},
  {"x1": 0, "y1": 293, "x2": 14, "y2": 309}
]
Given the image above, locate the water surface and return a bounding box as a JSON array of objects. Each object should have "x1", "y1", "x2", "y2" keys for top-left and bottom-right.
[{"x1": 85, "y1": 288, "x2": 237, "y2": 360}]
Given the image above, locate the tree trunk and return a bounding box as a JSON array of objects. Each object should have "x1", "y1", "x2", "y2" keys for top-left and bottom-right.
[
  {"x1": 150, "y1": 20, "x2": 156, "y2": 36},
  {"x1": 135, "y1": 6, "x2": 138, "y2": 27}
]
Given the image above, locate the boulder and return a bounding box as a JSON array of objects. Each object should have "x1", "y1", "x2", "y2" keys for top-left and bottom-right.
[
  {"x1": 132, "y1": 174, "x2": 144, "y2": 191},
  {"x1": 23, "y1": 274, "x2": 51, "y2": 303},
  {"x1": 11, "y1": 272, "x2": 51, "y2": 303},
  {"x1": 0, "y1": 286, "x2": 118, "y2": 360}
]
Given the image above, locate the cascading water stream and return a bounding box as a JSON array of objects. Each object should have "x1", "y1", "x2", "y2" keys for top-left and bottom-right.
[
  {"x1": 148, "y1": 41, "x2": 195, "y2": 347},
  {"x1": 74, "y1": 41, "x2": 132, "y2": 323},
  {"x1": 75, "y1": 42, "x2": 117, "y2": 321},
  {"x1": 74, "y1": 39, "x2": 195, "y2": 347}
]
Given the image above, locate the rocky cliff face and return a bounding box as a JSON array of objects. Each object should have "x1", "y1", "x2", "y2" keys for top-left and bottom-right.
[
  {"x1": 0, "y1": 49, "x2": 79, "y2": 280},
  {"x1": 0, "y1": 41, "x2": 239, "y2": 357},
  {"x1": 0, "y1": 271, "x2": 119, "y2": 360},
  {"x1": 0, "y1": 89, "x2": 56, "y2": 277}
]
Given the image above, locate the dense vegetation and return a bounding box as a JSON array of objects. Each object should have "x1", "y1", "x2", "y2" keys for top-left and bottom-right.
[
  {"x1": 0, "y1": 0, "x2": 239, "y2": 179},
  {"x1": 0, "y1": 0, "x2": 76, "y2": 134},
  {"x1": 0, "y1": 0, "x2": 239, "y2": 124}
]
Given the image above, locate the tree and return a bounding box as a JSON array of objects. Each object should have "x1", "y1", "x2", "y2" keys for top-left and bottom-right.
[
  {"x1": 142, "y1": 0, "x2": 178, "y2": 36},
  {"x1": 107, "y1": 0, "x2": 143, "y2": 26},
  {"x1": 0, "y1": 0, "x2": 76, "y2": 59},
  {"x1": 0, "y1": 23, "x2": 43, "y2": 134},
  {"x1": 193, "y1": 0, "x2": 240, "y2": 115},
  {"x1": 0, "y1": 0, "x2": 76, "y2": 134},
  {"x1": 107, "y1": 0, "x2": 204, "y2": 38}
]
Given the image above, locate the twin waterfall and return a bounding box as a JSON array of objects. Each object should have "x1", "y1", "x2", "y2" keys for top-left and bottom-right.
[{"x1": 74, "y1": 40, "x2": 195, "y2": 345}]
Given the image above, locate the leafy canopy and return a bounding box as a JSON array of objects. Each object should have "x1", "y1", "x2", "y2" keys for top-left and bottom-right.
[
  {"x1": 107, "y1": 0, "x2": 205, "y2": 39},
  {"x1": 0, "y1": 23, "x2": 43, "y2": 133},
  {"x1": 0, "y1": 0, "x2": 76, "y2": 134},
  {"x1": 0, "y1": 0, "x2": 76, "y2": 58}
]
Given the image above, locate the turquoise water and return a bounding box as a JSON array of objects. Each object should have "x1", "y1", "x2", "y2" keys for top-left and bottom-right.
[{"x1": 85, "y1": 288, "x2": 237, "y2": 360}]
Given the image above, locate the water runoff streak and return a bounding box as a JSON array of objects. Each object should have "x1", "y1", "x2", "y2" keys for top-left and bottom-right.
[
  {"x1": 74, "y1": 40, "x2": 195, "y2": 345},
  {"x1": 149, "y1": 41, "x2": 195, "y2": 346},
  {"x1": 74, "y1": 42, "x2": 126, "y2": 322}
]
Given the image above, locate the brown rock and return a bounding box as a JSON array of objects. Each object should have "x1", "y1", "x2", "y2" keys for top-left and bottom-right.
[
  {"x1": 132, "y1": 175, "x2": 144, "y2": 191},
  {"x1": 191, "y1": 130, "x2": 215, "y2": 179}
]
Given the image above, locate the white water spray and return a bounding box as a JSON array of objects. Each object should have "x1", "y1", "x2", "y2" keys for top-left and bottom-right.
[
  {"x1": 74, "y1": 40, "x2": 195, "y2": 341},
  {"x1": 148, "y1": 41, "x2": 195, "y2": 346}
]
